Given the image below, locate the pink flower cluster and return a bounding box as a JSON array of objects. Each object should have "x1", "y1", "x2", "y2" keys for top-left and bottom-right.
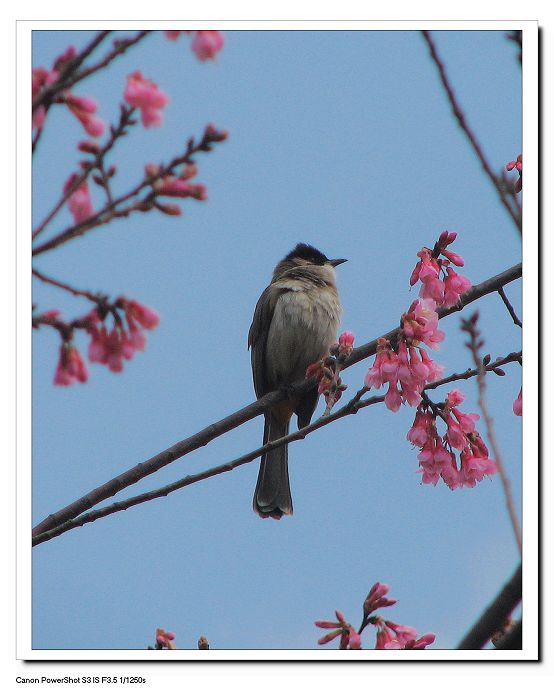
[
  {"x1": 54, "y1": 343, "x2": 89, "y2": 386},
  {"x1": 32, "y1": 45, "x2": 105, "y2": 137},
  {"x1": 365, "y1": 336, "x2": 443, "y2": 413},
  {"x1": 165, "y1": 30, "x2": 224, "y2": 61},
  {"x1": 64, "y1": 173, "x2": 94, "y2": 225},
  {"x1": 315, "y1": 610, "x2": 362, "y2": 650},
  {"x1": 124, "y1": 71, "x2": 169, "y2": 127},
  {"x1": 410, "y1": 231, "x2": 472, "y2": 308},
  {"x1": 87, "y1": 299, "x2": 160, "y2": 373},
  {"x1": 408, "y1": 389, "x2": 497, "y2": 489},
  {"x1": 315, "y1": 582, "x2": 435, "y2": 650},
  {"x1": 146, "y1": 162, "x2": 207, "y2": 215},
  {"x1": 375, "y1": 621, "x2": 436, "y2": 650}
]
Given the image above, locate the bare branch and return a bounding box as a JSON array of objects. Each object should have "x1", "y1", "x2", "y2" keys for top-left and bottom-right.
[
  {"x1": 457, "y1": 563, "x2": 522, "y2": 649},
  {"x1": 498, "y1": 287, "x2": 523, "y2": 327},
  {"x1": 421, "y1": 31, "x2": 522, "y2": 234},
  {"x1": 462, "y1": 314, "x2": 522, "y2": 553}
]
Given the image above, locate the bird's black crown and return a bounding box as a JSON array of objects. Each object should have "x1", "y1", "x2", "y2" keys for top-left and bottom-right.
[{"x1": 284, "y1": 243, "x2": 328, "y2": 265}]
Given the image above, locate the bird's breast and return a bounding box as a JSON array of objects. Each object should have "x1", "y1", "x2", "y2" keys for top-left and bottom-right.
[{"x1": 265, "y1": 285, "x2": 342, "y2": 386}]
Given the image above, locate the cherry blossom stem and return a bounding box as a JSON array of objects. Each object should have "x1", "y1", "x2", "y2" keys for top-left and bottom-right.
[
  {"x1": 464, "y1": 317, "x2": 522, "y2": 554},
  {"x1": 32, "y1": 268, "x2": 104, "y2": 304},
  {"x1": 32, "y1": 350, "x2": 522, "y2": 546},
  {"x1": 32, "y1": 105, "x2": 136, "y2": 240},
  {"x1": 32, "y1": 31, "x2": 150, "y2": 113},
  {"x1": 32, "y1": 124, "x2": 224, "y2": 256},
  {"x1": 421, "y1": 31, "x2": 522, "y2": 235}
]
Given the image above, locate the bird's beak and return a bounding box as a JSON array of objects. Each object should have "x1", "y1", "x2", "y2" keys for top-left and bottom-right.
[{"x1": 329, "y1": 258, "x2": 347, "y2": 267}]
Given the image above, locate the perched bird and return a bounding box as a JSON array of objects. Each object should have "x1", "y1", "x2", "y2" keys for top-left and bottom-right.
[{"x1": 248, "y1": 243, "x2": 346, "y2": 519}]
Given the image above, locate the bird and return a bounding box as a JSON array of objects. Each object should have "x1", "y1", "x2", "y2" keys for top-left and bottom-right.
[{"x1": 248, "y1": 243, "x2": 346, "y2": 519}]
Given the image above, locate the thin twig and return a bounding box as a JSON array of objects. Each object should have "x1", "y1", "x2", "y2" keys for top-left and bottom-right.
[
  {"x1": 33, "y1": 268, "x2": 104, "y2": 304},
  {"x1": 421, "y1": 31, "x2": 522, "y2": 235},
  {"x1": 463, "y1": 315, "x2": 522, "y2": 553},
  {"x1": 32, "y1": 31, "x2": 150, "y2": 113},
  {"x1": 32, "y1": 264, "x2": 522, "y2": 539},
  {"x1": 32, "y1": 349, "x2": 522, "y2": 546},
  {"x1": 498, "y1": 287, "x2": 523, "y2": 327},
  {"x1": 32, "y1": 106, "x2": 137, "y2": 240},
  {"x1": 32, "y1": 123, "x2": 226, "y2": 256}
]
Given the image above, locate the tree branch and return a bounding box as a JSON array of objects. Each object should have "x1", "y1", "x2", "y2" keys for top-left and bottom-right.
[
  {"x1": 32, "y1": 123, "x2": 226, "y2": 256},
  {"x1": 498, "y1": 287, "x2": 523, "y2": 327},
  {"x1": 32, "y1": 350, "x2": 522, "y2": 546},
  {"x1": 421, "y1": 31, "x2": 522, "y2": 234},
  {"x1": 457, "y1": 564, "x2": 522, "y2": 649},
  {"x1": 32, "y1": 31, "x2": 150, "y2": 113},
  {"x1": 462, "y1": 315, "x2": 522, "y2": 553},
  {"x1": 32, "y1": 263, "x2": 522, "y2": 539},
  {"x1": 32, "y1": 105, "x2": 137, "y2": 240}
]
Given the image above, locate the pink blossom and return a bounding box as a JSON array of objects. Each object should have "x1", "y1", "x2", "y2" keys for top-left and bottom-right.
[
  {"x1": 364, "y1": 338, "x2": 394, "y2": 390},
  {"x1": 191, "y1": 30, "x2": 224, "y2": 61},
  {"x1": 384, "y1": 384, "x2": 402, "y2": 412},
  {"x1": 445, "y1": 416, "x2": 468, "y2": 451},
  {"x1": 347, "y1": 631, "x2": 362, "y2": 649},
  {"x1": 124, "y1": 71, "x2": 169, "y2": 128},
  {"x1": 452, "y1": 407, "x2": 479, "y2": 434},
  {"x1": 32, "y1": 67, "x2": 55, "y2": 130},
  {"x1": 513, "y1": 388, "x2": 522, "y2": 416},
  {"x1": 418, "y1": 440, "x2": 452, "y2": 486},
  {"x1": 123, "y1": 299, "x2": 160, "y2": 330},
  {"x1": 417, "y1": 348, "x2": 444, "y2": 381},
  {"x1": 407, "y1": 409, "x2": 435, "y2": 447},
  {"x1": 64, "y1": 174, "x2": 94, "y2": 224},
  {"x1": 403, "y1": 298, "x2": 445, "y2": 350},
  {"x1": 65, "y1": 93, "x2": 105, "y2": 137},
  {"x1": 363, "y1": 583, "x2": 397, "y2": 615},
  {"x1": 155, "y1": 176, "x2": 207, "y2": 200},
  {"x1": 437, "y1": 230, "x2": 457, "y2": 248},
  {"x1": 446, "y1": 389, "x2": 465, "y2": 407},
  {"x1": 338, "y1": 331, "x2": 355, "y2": 355},
  {"x1": 155, "y1": 628, "x2": 177, "y2": 649},
  {"x1": 165, "y1": 30, "x2": 182, "y2": 40},
  {"x1": 441, "y1": 249, "x2": 465, "y2": 267},
  {"x1": 54, "y1": 344, "x2": 88, "y2": 386},
  {"x1": 506, "y1": 155, "x2": 522, "y2": 173},
  {"x1": 375, "y1": 626, "x2": 396, "y2": 649},
  {"x1": 381, "y1": 621, "x2": 435, "y2": 649},
  {"x1": 442, "y1": 267, "x2": 472, "y2": 307}
]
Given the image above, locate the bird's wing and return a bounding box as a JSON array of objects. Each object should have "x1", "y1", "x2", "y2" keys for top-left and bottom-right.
[{"x1": 248, "y1": 284, "x2": 285, "y2": 399}]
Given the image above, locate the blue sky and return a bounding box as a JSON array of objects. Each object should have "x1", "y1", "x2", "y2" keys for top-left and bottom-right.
[{"x1": 31, "y1": 29, "x2": 522, "y2": 651}]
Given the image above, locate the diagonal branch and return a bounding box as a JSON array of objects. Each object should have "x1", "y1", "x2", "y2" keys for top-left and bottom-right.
[
  {"x1": 32, "y1": 351, "x2": 522, "y2": 546},
  {"x1": 457, "y1": 563, "x2": 522, "y2": 649},
  {"x1": 421, "y1": 31, "x2": 522, "y2": 235},
  {"x1": 31, "y1": 262, "x2": 521, "y2": 541},
  {"x1": 498, "y1": 287, "x2": 523, "y2": 327},
  {"x1": 32, "y1": 31, "x2": 150, "y2": 113},
  {"x1": 32, "y1": 123, "x2": 226, "y2": 256}
]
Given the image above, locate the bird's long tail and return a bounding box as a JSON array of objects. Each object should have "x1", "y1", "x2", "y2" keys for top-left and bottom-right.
[{"x1": 253, "y1": 413, "x2": 292, "y2": 519}]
